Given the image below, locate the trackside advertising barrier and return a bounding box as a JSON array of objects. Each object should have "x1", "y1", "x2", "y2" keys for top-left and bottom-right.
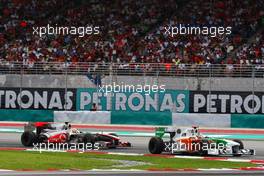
[
  {"x1": 0, "y1": 88, "x2": 76, "y2": 110},
  {"x1": 53, "y1": 112, "x2": 264, "y2": 128},
  {"x1": 190, "y1": 91, "x2": 264, "y2": 114},
  {"x1": 76, "y1": 88, "x2": 189, "y2": 112},
  {"x1": 0, "y1": 88, "x2": 264, "y2": 128}
]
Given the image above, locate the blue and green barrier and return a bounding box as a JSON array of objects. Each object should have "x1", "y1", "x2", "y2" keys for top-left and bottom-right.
[
  {"x1": 0, "y1": 109, "x2": 53, "y2": 122},
  {"x1": 110, "y1": 111, "x2": 172, "y2": 125},
  {"x1": 231, "y1": 114, "x2": 264, "y2": 128},
  {"x1": 0, "y1": 110, "x2": 264, "y2": 129},
  {"x1": 1, "y1": 88, "x2": 264, "y2": 129}
]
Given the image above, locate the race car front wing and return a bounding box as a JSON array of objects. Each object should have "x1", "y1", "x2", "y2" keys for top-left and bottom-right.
[{"x1": 208, "y1": 148, "x2": 255, "y2": 156}]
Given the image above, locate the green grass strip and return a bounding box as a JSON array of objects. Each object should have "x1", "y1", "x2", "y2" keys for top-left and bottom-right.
[{"x1": 0, "y1": 151, "x2": 257, "y2": 170}]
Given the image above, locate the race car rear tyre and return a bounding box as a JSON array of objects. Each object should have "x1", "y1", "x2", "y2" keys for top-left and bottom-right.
[
  {"x1": 148, "y1": 137, "x2": 164, "y2": 154},
  {"x1": 232, "y1": 139, "x2": 244, "y2": 157},
  {"x1": 21, "y1": 131, "x2": 37, "y2": 147}
]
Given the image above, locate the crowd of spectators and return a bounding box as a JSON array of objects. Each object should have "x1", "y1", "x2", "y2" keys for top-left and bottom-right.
[
  {"x1": 0, "y1": 0, "x2": 176, "y2": 67},
  {"x1": 235, "y1": 31, "x2": 264, "y2": 65},
  {"x1": 139, "y1": 0, "x2": 264, "y2": 66},
  {"x1": 0, "y1": 0, "x2": 264, "y2": 74}
]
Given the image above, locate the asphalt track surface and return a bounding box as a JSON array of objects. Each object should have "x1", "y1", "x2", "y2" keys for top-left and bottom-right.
[
  {"x1": 0, "y1": 133, "x2": 263, "y2": 159},
  {"x1": 0, "y1": 133, "x2": 263, "y2": 176}
]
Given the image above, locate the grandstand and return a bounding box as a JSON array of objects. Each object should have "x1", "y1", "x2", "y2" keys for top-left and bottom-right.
[{"x1": 0, "y1": 0, "x2": 263, "y2": 69}]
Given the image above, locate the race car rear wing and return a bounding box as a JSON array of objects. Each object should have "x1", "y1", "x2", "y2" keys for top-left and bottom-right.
[
  {"x1": 24, "y1": 122, "x2": 53, "y2": 135},
  {"x1": 155, "y1": 127, "x2": 166, "y2": 138},
  {"x1": 155, "y1": 127, "x2": 177, "y2": 139},
  {"x1": 24, "y1": 122, "x2": 35, "y2": 132}
]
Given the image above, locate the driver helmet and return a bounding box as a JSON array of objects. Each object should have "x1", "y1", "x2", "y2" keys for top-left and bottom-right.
[{"x1": 63, "y1": 122, "x2": 71, "y2": 130}]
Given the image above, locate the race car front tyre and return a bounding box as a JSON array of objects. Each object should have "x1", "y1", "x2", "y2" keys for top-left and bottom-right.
[
  {"x1": 199, "y1": 140, "x2": 209, "y2": 156},
  {"x1": 83, "y1": 133, "x2": 95, "y2": 146},
  {"x1": 233, "y1": 139, "x2": 244, "y2": 149},
  {"x1": 148, "y1": 137, "x2": 164, "y2": 154},
  {"x1": 21, "y1": 131, "x2": 37, "y2": 147},
  {"x1": 232, "y1": 139, "x2": 244, "y2": 157}
]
